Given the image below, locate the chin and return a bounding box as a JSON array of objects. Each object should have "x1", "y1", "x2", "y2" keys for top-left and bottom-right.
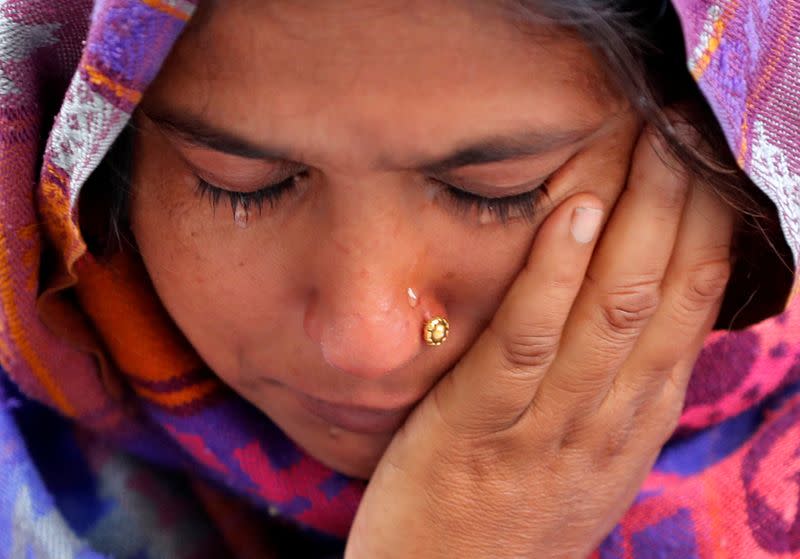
[
  {"x1": 326, "y1": 454, "x2": 381, "y2": 479},
  {"x1": 308, "y1": 431, "x2": 393, "y2": 479},
  {"x1": 247, "y1": 391, "x2": 398, "y2": 478}
]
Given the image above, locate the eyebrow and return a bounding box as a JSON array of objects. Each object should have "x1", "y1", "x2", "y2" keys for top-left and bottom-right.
[
  {"x1": 417, "y1": 128, "x2": 595, "y2": 174},
  {"x1": 145, "y1": 107, "x2": 597, "y2": 170},
  {"x1": 145, "y1": 109, "x2": 290, "y2": 160}
]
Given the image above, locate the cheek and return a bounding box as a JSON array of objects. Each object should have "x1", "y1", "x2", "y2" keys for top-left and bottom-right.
[
  {"x1": 129, "y1": 132, "x2": 295, "y2": 374},
  {"x1": 433, "y1": 226, "x2": 537, "y2": 330},
  {"x1": 130, "y1": 132, "x2": 211, "y2": 288}
]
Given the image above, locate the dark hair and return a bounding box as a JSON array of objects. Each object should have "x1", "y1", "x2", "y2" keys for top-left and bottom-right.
[
  {"x1": 504, "y1": 1, "x2": 747, "y2": 211},
  {"x1": 79, "y1": 0, "x2": 793, "y2": 327}
]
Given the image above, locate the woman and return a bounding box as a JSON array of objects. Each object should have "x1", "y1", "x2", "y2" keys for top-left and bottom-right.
[{"x1": 0, "y1": 0, "x2": 798, "y2": 557}]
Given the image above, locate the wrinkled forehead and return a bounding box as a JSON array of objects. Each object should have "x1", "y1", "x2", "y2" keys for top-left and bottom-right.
[{"x1": 143, "y1": 0, "x2": 620, "y2": 168}]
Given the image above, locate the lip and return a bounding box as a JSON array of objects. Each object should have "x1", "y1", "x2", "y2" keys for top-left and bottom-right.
[{"x1": 295, "y1": 393, "x2": 417, "y2": 434}]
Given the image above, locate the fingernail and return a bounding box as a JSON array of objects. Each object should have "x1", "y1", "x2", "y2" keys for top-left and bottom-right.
[{"x1": 570, "y1": 207, "x2": 603, "y2": 244}]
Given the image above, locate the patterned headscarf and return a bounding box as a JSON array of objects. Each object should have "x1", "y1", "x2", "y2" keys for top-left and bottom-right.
[{"x1": 0, "y1": 0, "x2": 798, "y2": 556}]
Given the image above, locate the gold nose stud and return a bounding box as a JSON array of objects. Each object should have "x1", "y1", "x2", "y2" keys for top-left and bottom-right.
[{"x1": 423, "y1": 317, "x2": 449, "y2": 346}]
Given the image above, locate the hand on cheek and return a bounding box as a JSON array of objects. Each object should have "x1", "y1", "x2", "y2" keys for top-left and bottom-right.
[{"x1": 346, "y1": 121, "x2": 733, "y2": 559}]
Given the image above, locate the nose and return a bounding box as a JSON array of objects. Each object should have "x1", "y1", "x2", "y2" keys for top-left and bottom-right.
[
  {"x1": 305, "y1": 291, "x2": 423, "y2": 379},
  {"x1": 303, "y1": 212, "x2": 444, "y2": 379}
]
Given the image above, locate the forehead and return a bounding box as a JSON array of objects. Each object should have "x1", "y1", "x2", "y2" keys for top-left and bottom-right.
[{"x1": 144, "y1": 0, "x2": 618, "y2": 167}]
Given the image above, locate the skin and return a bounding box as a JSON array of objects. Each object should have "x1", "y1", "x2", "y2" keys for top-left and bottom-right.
[{"x1": 132, "y1": 0, "x2": 639, "y2": 478}]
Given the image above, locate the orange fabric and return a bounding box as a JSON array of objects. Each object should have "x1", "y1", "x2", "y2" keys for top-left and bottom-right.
[{"x1": 74, "y1": 251, "x2": 223, "y2": 410}]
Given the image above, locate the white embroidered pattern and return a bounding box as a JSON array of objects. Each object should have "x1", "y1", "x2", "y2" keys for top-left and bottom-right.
[
  {"x1": 86, "y1": 452, "x2": 212, "y2": 557},
  {"x1": 749, "y1": 119, "x2": 800, "y2": 262},
  {"x1": 0, "y1": 15, "x2": 60, "y2": 97},
  {"x1": 46, "y1": 76, "x2": 127, "y2": 206},
  {"x1": 11, "y1": 485, "x2": 88, "y2": 559},
  {"x1": 687, "y1": 4, "x2": 723, "y2": 72}
]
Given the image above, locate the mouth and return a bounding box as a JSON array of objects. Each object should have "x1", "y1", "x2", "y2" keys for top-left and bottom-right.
[{"x1": 294, "y1": 392, "x2": 419, "y2": 434}]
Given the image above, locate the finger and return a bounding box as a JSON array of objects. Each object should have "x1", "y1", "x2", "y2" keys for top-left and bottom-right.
[
  {"x1": 535, "y1": 127, "x2": 690, "y2": 413},
  {"x1": 432, "y1": 194, "x2": 604, "y2": 434},
  {"x1": 611, "y1": 181, "x2": 734, "y2": 400}
]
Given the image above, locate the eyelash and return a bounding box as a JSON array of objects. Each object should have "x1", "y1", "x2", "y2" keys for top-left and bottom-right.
[
  {"x1": 196, "y1": 173, "x2": 304, "y2": 215},
  {"x1": 195, "y1": 172, "x2": 550, "y2": 224},
  {"x1": 434, "y1": 179, "x2": 548, "y2": 223}
]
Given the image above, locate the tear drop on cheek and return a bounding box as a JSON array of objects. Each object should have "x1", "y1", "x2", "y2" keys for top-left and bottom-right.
[
  {"x1": 329, "y1": 426, "x2": 342, "y2": 438},
  {"x1": 407, "y1": 287, "x2": 419, "y2": 308},
  {"x1": 478, "y1": 206, "x2": 494, "y2": 225},
  {"x1": 234, "y1": 206, "x2": 249, "y2": 229},
  {"x1": 424, "y1": 183, "x2": 438, "y2": 202}
]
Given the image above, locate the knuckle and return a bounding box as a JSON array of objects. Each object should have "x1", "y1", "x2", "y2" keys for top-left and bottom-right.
[
  {"x1": 561, "y1": 413, "x2": 632, "y2": 471},
  {"x1": 660, "y1": 405, "x2": 683, "y2": 441},
  {"x1": 654, "y1": 173, "x2": 690, "y2": 211},
  {"x1": 660, "y1": 370, "x2": 692, "y2": 411},
  {"x1": 678, "y1": 257, "x2": 732, "y2": 312},
  {"x1": 490, "y1": 322, "x2": 561, "y2": 374},
  {"x1": 600, "y1": 420, "x2": 634, "y2": 462},
  {"x1": 658, "y1": 117, "x2": 703, "y2": 156},
  {"x1": 636, "y1": 379, "x2": 687, "y2": 446},
  {"x1": 557, "y1": 415, "x2": 586, "y2": 452},
  {"x1": 649, "y1": 403, "x2": 683, "y2": 448},
  {"x1": 657, "y1": 111, "x2": 704, "y2": 152},
  {"x1": 598, "y1": 277, "x2": 661, "y2": 333},
  {"x1": 548, "y1": 266, "x2": 584, "y2": 294},
  {"x1": 526, "y1": 396, "x2": 565, "y2": 442}
]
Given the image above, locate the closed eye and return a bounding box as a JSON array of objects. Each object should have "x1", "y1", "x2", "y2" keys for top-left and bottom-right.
[
  {"x1": 431, "y1": 178, "x2": 551, "y2": 223},
  {"x1": 193, "y1": 171, "x2": 551, "y2": 225}
]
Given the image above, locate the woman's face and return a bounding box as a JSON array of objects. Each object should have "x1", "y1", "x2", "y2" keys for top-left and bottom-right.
[{"x1": 131, "y1": 0, "x2": 640, "y2": 478}]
